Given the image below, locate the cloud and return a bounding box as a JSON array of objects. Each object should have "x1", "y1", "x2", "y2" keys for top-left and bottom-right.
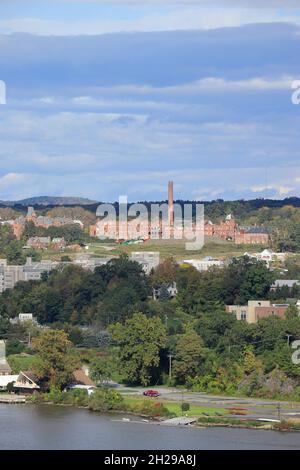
[
  {"x1": 0, "y1": 25, "x2": 299, "y2": 201},
  {"x1": 95, "y1": 76, "x2": 294, "y2": 96},
  {"x1": 1, "y1": 5, "x2": 300, "y2": 35},
  {"x1": 251, "y1": 184, "x2": 295, "y2": 196}
]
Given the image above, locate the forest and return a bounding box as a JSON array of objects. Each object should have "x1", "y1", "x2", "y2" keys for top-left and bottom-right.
[{"x1": 1, "y1": 255, "x2": 300, "y2": 399}]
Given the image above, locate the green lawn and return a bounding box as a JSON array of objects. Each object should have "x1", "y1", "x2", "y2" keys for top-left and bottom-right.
[
  {"x1": 7, "y1": 354, "x2": 37, "y2": 374},
  {"x1": 88, "y1": 239, "x2": 262, "y2": 262},
  {"x1": 37, "y1": 237, "x2": 264, "y2": 262},
  {"x1": 123, "y1": 396, "x2": 228, "y2": 417}
]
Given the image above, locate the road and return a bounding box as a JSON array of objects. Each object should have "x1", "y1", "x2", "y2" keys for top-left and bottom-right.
[{"x1": 119, "y1": 385, "x2": 300, "y2": 421}]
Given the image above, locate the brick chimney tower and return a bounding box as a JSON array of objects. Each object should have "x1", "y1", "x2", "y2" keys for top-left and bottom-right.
[{"x1": 168, "y1": 180, "x2": 174, "y2": 227}]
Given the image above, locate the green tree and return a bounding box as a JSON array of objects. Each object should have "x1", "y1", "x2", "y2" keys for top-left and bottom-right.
[
  {"x1": 90, "y1": 357, "x2": 114, "y2": 384},
  {"x1": 109, "y1": 312, "x2": 167, "y2": 386},
  {"x1": 173, "y1": 330, "x2": 204, "y2": 384}
]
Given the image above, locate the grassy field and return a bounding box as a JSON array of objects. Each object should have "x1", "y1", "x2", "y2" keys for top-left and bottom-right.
[
  {"x1": 123, "y1": 396, "x2": 229, "y2": 417},
  {"x1": 87, "y1": 238, "x2": 262, "y2": 262},
  {"x1": 37, "y1": 235, "x2": 266, "y2": 262}
]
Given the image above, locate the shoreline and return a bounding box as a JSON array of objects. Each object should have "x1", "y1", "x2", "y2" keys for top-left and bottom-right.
[{"x1": 6, "y1": 398, "x2": 300, "y2": 433}]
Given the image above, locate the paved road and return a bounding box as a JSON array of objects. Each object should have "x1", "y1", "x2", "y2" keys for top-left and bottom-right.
[{"x1": 119, "y1": 386, "x2": 300, "y2": 421}]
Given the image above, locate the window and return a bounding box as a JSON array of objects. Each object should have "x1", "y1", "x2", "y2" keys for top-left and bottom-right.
[{"x1": 241, "y1": 311, "x2": 247, "y2": 321}]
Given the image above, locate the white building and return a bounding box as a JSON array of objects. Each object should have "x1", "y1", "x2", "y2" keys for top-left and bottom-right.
[
  {"x1": 244, "y1": 249, "x2": 289, "y2": 267},
  {"x1": 130, "y1": 252, "x2": 160, "y2": 275},
  {"x1": 182, "y1": 256, "x2": 224, "y2": 272},
  {"x1": 0, "y1": 257, "x2": 59, "y2": 293},
  {"x1": 74, "y1": 255, "x2": 112, "y2": 271}
]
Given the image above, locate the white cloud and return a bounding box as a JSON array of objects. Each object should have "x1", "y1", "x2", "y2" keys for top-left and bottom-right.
[
  {"x1": 0, "y1": 7, "x2": 300, "y2": 35},
  {"x1": 251, "y1": 184, "x2": 295, "y2": 196},
  {"x1": 85, "y1": 76, "x2": 294, "y2": 97}
]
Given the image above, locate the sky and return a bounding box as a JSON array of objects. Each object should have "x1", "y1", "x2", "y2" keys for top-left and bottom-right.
[{"x1": 0, "y1": 1, "x2": 300, "y2": 202}]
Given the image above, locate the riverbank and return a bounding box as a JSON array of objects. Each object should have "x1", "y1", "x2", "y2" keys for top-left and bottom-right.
[{"x1": 20, "y1": 389, "x2": 300, "y2": 433}]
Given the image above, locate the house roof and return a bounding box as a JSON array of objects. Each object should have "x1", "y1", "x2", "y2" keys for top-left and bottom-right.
[
  {"x1": 73, "y1": 369, "x2": 95, "y2": 386},
  {"x1": 245, "y1": 227, "x2": 269, "y2": 234},
  {"x1": 0, "y1": 375, "x2": 18, "y2": 387},
  {"x1": 16, "y1": 370, "x2": 40, "y2": 388}
]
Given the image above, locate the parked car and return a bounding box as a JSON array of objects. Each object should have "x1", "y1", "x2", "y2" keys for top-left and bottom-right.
[{"x1": 143, "y1": 389, "x2": 160, "y2": 397}]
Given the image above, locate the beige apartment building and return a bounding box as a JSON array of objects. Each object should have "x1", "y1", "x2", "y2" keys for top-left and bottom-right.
[{"x1": 226, "y1": 300, "x2": 290, "y2": 324}]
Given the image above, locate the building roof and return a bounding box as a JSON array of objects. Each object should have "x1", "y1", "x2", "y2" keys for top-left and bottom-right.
[
  {"x1": 73, "y1": 369, "x2": 95, "y2": 386},
  {"x1": 246, "y1": 227, "x2": 269, "y2": 234},
  {"x1": 0, "y1": 375, "x2": 19, "y2": 387},
  {"x1": 14, "y1": 370, "x2": 40, "y2": 389},
  {"x1": 272, "y1": 280, "x2": 300, "y2": 288}
]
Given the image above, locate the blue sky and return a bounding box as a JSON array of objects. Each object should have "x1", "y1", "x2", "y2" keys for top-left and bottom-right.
[{"x1": 0, "y1": 1, "x2": 300, "y2": 202}]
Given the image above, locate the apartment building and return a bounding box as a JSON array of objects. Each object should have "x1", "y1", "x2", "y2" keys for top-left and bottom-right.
[
  {"x1": 226, "y1": 300, "x2": 290, "y2": 324},
  {"x1": 235, "y1": 227, "x2": 269, "y2": 245},
  {"x1": 0, "y1": 257, "x2": 58, "y2": 293},
  {"x1": 11, "y1": 207, "x2": 83, "y2": 240}
]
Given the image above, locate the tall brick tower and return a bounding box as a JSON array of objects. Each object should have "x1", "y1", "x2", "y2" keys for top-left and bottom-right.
[{"x1": 168, "y1": 180, "x2": 174, "y2": 227}]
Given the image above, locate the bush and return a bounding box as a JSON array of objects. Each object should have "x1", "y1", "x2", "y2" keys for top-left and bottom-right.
[
  {"x1": 181, "y1": 402, "x2": 190, "y2": 412},
  {"x1": 6, "y1": 339, "x2": 25, "y2": 356},
  {"x1": 44, "y1": 388, "x2": 64, "y2": 404},
  {"x1": 129, "y1": 399, "x2": 174, "y2": 418},
  {"x1": 62, "y1": 388, "x2": 89, "y2": 406},
  {"x1": 88, "y1": 388, "x2": 123, "y2": 412}
]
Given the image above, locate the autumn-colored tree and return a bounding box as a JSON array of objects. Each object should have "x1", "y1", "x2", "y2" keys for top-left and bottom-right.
[
  {"x1": 150, "y1": 258, "x2": 179, "y2": 288},
  {"x1": 32, "y1": 329, "x2": 79, "y2": 390}
]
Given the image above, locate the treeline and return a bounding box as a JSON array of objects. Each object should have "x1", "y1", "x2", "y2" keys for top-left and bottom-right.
[
  {"x1": 2, "y1": 255, "x2": 300, "y2": 398},
  {"x1": 0, "y1": 255, "x2": 277, "y2": 326},
  {"x1": 23, "y1": 221, "x2": 87, "y2": 245},
  {"x1": 0, "y1": 255, "x2": 150, "y2": 325}
]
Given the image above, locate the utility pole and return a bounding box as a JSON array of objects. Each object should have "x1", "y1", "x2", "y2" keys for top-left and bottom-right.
[
  {"x1": 168, "y1": 354, "x2": 173, "y2": 382},
  {"x1": 28, "y1": 332, "x2": 31, "y2": 348},
  {"x1": 286, "y1": 334, "x2": 292, "y2": 347},
  {"x1": 277, "y1": 402, "x2": 281, "y2": 421}
]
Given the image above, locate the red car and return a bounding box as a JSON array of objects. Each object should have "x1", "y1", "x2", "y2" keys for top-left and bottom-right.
[{"x1": 143, "y1": 389, "x2": 160, "y2": 397}]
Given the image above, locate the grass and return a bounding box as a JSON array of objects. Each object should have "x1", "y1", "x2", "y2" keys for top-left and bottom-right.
[
  {"x1": 88, "y1": 239, "x2": 262, "y2": 262},
  {"x1": 123, "y1": 395, "x2": 228, "y2": 418},
  {"x1": 197, "y1": 416, "x2": 264, "y2": 428},
  {"x1": 38, "y1": 237, "x2": 264, "y2": 262},
  {"x1": 7, "y1": 353, "x2": 37, "y2": 373}
]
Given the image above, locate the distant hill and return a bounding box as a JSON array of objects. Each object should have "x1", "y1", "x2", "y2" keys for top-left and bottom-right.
[
  {"x1": 0, "y1": 196, "x2": 98, "y2": 207},
  {"x1": 0, "y1": 196, "x2": 299, "y2": 216}
]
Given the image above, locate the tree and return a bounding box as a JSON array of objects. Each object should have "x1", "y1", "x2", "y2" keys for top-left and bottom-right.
[
  {"x1": 4, "y1": 240, "x2": 26, "y2": 265},
  {"x1": 285, "y1": 304, "x2": 299, "y2": 320},
  {"x1": 32, "y1": 329, "x2": 79, "y2": 390},
  {"x1": 90, "y1": 357, "x2": 114, "y2": 384},
  {"x1": 173, "y1": 330, "x2": 204, "y2": 384},
  {"x1": 150, "y1": 258, "x2": 179, "y2": 287},
  {"x1": 109, "y1": 312, "x2": 167, "y2": 386}
]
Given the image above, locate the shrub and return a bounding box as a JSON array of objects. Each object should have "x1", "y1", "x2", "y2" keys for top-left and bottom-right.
[
  {"x1": 129, "y1": 399, "x2": 174, "y2": 418},
  {"x1": 88, "y1": 388, "x2": 123, "y2": 412},
  {"x1": 181, "y1": 402, "x2": 190, "y2": 412},
  {"x1": 62, "y1": 389, "x2": 89, "y2": 407}
]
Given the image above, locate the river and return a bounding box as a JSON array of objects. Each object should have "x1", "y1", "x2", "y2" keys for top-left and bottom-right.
[{"x1": 0, "y1": 404, "x2": 299, "y2": 450}]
